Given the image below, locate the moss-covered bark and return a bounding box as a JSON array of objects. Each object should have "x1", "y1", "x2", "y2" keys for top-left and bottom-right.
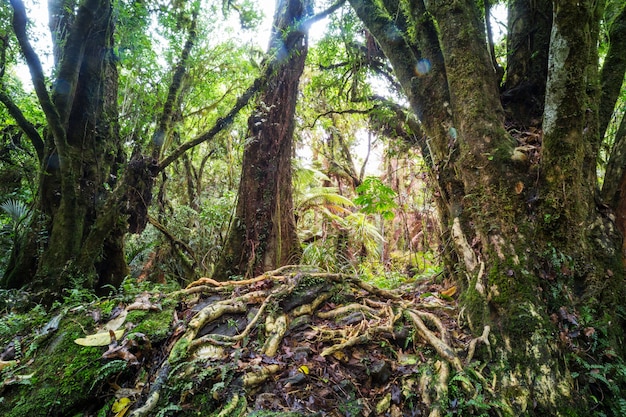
[
  {"x1": 351, "y1": 0, "x2": 626, "y2": 414},
  {"x1": 598, "y1": 4, "x2": 626, "y2": 141},
  {"x1": 502, "y1": 0, "x2": 552, "y2": 127},
  {"x1": 600, "y1": 4, "x2": 626, "y2": 205}
]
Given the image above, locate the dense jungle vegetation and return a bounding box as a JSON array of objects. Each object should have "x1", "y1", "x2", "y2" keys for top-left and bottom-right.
[{"x1": 1, "y1": 0, "x2": 626, "y2": 415}]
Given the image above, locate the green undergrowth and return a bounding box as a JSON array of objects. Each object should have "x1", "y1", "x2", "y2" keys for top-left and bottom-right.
[{"x1": 0, "y1": 278, "x2": 179, "y2": 417}]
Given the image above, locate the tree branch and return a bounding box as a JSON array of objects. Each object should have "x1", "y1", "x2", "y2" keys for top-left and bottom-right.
[
  {"x1": 599, "y1": 4, "x2": 626, "y2": 141},
  {"x1": 152, "y1": 6, "x2": 199, "y2": 158},
  {"x1": 302, "y1": 0, "x2": 346, "y2": 30},
  {"x1": 308, "y1": 106, "x2": 378, "y2": 128},
  {"x1": 147, "y1": 215, "x2": 198, "y2": 266},
  {"x1": 601, "y1": 108, "x2": 626, "y2": 207},
  {"x1": 10, "y1": 0, "x2": 65, "y2": 150},
  {"x1": 157, "y1": 72, "x2": 266, "y2": 172},
  {"x1": 51, "y1": 0, "x2": 101, "y2": 125},
  {"x1": 484, "y1": 0, "x2": 503, "y2": 82},
  {"x1": 0, "y1": 91, "x2": 45, "y2": 162}
]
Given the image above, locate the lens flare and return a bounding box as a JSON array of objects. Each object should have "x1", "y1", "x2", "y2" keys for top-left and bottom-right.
[{"x1": 415, "y1": 59, "x2": 432, "y2": 76}]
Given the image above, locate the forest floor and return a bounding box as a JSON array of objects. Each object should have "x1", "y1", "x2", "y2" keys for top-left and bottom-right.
[{"x1": 0, "y1": 266, "x2": 496, "y2": 417}]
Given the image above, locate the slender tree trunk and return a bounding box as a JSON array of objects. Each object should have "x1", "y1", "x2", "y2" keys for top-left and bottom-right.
[{"x1": 213, "y1": 0, "x2": 310, "y2": 280}]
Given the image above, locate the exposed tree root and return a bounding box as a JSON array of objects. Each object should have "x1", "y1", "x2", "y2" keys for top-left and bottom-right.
[
  {"x1": 406, "y1": 310, "x2": 463, "y2": 372},
  {"x1": 120, "y1": 266, "x2": 497, "y2": 416}
]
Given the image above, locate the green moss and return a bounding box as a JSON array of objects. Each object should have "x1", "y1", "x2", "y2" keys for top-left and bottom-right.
[
  {"x1": 293, "y1": 274, "x2": 326, "y2": 292},
  {"x1": 459, "y1": 282, "x2": 488, "y2": 332},
  {"x1": 126, "y1": 306, "x2": 174, "y2": 343},
  {"x1": 0, "y1": 312, "x2": 104, "y2": 417},
  {"x1": 0, "y1": 284, "x2": 179, "y2": 417},
  {"x1": 170, "y1": 336, "x2": 191, "y2": 364}
]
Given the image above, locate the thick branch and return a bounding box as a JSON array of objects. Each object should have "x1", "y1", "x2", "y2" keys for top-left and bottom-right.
[
  {"x1": 599, "y1": 4, "x2": 626, "y2": 140},
  {"x1": 602, "y1": 109, "x2": 626, "y2": 207},
  {"x1": 0, "y1": 91, "x2": 45, "y2": 161},
  {"x1": 157, "y1": 74, "x2": 266, "y2": 172},
  {"x1": 152, "y1": 7, "x2": 199, "y2": 157},
  {"x1": 48, "y1": 0, "x2": 75, "y2": 65},
  {"x1": 301, "y1": 0, "x2": 346, "y2": 32},
  {"x1": 51, "y1": 0, "x2": 102, "y2": 125},
  {"x1": 10, "y1": 0, "x2": 65, "y2": 149},
  {"x1": 484, "y1": 0, "x2": 500, "y2": 77}
]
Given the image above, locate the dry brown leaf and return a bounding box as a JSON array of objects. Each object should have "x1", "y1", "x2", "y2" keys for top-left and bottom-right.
[{"x1": 441, "y1": 286, "x2": 457, "y2": 297}]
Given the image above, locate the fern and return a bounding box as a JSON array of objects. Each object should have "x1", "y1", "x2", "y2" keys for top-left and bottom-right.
[
  {"x1": 155, "y1": 404, "x2": 182, "y2": 417},
  {"x1": 89, "y1": 360, "x2": 128, "y2": 391},
  {"x1": 296, "y1": 186, "x2": 355, "y2": 214},
  {"x1": 614, "y1": 398, "x2": 626, "y2": 416}
]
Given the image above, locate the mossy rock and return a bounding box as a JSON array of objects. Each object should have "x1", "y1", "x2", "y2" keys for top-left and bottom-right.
[
  {"x1": 0, "y1": 291, "x2": 177, "y2": 417},
  {"x1": 0, "y1": 313, "x2": 104, "y2": 416}
]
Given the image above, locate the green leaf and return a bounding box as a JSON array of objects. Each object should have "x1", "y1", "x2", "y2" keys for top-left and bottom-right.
[{"x1": 354, "y1": 177, "x2": 397, "y2": 218}]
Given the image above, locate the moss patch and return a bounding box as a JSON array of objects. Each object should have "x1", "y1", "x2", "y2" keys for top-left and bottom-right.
[{"x1": 0, "y1": 311, "x2": 104, "y2": 417}]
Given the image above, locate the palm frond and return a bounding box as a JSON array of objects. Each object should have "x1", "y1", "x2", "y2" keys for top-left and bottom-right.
[
  {"x1": 293, "y1": 164, "x2": 331, "y2": 191},
  {"x1": 342, "y1": 212, "x2": 384, "y2": 258},
  {"x1": 0, "y1": 199, "x2": 29, "y2": 224},
  {"x1": 296, "y1": 186, "x2": 355, "y2": 213}
]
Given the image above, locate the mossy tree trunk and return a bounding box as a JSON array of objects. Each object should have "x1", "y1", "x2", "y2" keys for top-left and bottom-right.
[
  {"x1": 502, "y1": 0, "x2": 552, "y2": 127},
  {"x1": 213, "y1": 0, "x2": 310, "y2": 280},
  {"x1": 3, "y1": 0, "x2": 127, "y2": 294},
  {"x1": 351, "y1": 0, "x2": 626, "y2": 413},
  {"x1": 600, "y1": 6, "x2": 626, "y2": 254}
]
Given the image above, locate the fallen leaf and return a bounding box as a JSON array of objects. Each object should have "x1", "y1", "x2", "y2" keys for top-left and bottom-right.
[
  {"x1": 441, "y1": 286, "x2": 457, "y2": 298},
  {"x1": 74, "y1": 329, "x2": 125, "y2": 346},
  {"x1": 126, "y1": 294, "x2": 161, "y2": 311},
  {"x1": 112, "y1": 397, "x2": 132, "y2": 417},
  {"x1": 105, "y1": 310, "x2": 128, "y2": 331},
  {"x1": 583, "y1": 327, "x2": 595, "y2": 337},
  {"x1": 0, "y1": 360, "x2": 17, "y2": 371},
  {"x1": 112, "y1": 397, "x2": 131, "y2": 413}
]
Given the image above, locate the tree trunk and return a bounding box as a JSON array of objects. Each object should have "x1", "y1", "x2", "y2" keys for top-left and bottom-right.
[
  {"x1": 502, "y1": 0, "x2": 552, "y2": 127},
  {"x1": 213, "y1": 0, "x2": 310, "y2": 280},
  {"x1": 351, "y1": 0, "x2": 626, "y2": 413},
  {"x1": 3, "y1": 0, "x2": 127, "y2": 294}
]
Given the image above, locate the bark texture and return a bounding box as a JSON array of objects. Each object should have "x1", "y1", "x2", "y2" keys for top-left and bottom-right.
[
  {"x1": 3, "y1": 0, "x2": 126, "y2": 293},
  {"x1": 502, "y1": 0, "x2": 552, "y2": 127},
  {"x1": 350, "y1": 0, "x2": 626, "y2": 414},
  {"x1": 213, "y1": 0, "x2": 311, "y2": 280},
  {"x1": 600, "y1": 4, "x2": 626, "y2": 207}
]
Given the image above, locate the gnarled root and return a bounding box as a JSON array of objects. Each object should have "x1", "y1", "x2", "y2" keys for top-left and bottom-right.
[{"x1": 132, "y1": 266, "x2": 497, "y2": 415}]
